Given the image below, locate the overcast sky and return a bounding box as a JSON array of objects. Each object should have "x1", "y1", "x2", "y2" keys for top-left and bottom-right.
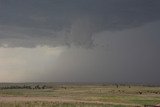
[{"x1": 0, "y1": 0, "x2": 160, "y2": 84}]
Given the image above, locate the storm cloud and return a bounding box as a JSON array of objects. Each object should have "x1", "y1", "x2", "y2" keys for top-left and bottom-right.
[
  {"x1": 0, "y1": 0, "x2": 160, "y2": 48},
  {"x1": 0, "y1": 0, "x2": 160, "y2": 84}
]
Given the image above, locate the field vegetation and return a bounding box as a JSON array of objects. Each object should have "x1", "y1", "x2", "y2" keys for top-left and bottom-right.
[{"x1": 0, "y1": 83, "x2": 160, "y2": 107}]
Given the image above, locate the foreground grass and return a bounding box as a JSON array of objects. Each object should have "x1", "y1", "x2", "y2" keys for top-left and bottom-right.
[
  {"x1": 0, "y1": 101, "x2": 130, "y2": 107},
  {"x1": 0, "y1": 84, "x2": 160, "y2": 106}
]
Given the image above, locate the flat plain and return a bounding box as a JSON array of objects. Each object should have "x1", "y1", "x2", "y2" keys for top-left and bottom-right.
[{"x1": 0, "y1": 83, "x2": 160, "y2": 107}]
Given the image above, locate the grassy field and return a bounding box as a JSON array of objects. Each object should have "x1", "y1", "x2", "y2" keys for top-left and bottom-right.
[
  {"x1": 0, "y1": 83, "x2": 160, "y2": 107},
  {"x1": 0, "y1": 101, "x2": 128, "y2": 107}
]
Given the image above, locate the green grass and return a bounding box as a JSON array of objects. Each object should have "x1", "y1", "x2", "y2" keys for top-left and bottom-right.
[
  {"x1": 0, "y1": 84, "x2": 160, "y2": 106},
  {"x1": 0, "y1": 101, "x2": 127, "y2": 107}
]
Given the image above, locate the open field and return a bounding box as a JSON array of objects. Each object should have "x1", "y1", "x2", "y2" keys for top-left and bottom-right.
[{"x1": 0, "y1": 83, "x2": 160, "y2": 107}]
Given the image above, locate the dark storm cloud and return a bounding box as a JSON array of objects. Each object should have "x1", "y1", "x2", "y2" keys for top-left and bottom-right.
[
  {"x1": 0, "y1": 0, "x2": 160, "y2": 84},
  {"x1": 0, "y1": 0, "x2": 160, "y2": 47},
  {"x1": 44, "y1": 21, "x2": 160, "y2": 84}
]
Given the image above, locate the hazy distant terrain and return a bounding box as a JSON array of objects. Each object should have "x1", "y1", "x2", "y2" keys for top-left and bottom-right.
[{"x1": 0, "y1": 83, "x2": 160, "y2": 107}]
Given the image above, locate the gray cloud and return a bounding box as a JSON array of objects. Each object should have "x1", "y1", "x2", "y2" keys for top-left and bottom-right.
[
  {"x1": 0, "y1": 0, "x2": 160, "y2": 84},
  {"x1": 42, "y1": 21, "x2": 160, "y2": 84},
  {"x1": 0, "y1": 0, "x2": 160, "y2": 48}
]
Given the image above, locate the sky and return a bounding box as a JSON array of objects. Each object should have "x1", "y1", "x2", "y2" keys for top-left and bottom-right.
[{"x1": 0, "y1": 0, "x2": 160, "y2": 84}]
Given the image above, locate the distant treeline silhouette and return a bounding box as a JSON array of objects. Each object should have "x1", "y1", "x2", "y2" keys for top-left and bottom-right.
[{"x1": 0, "y1": 85, "x2": 47, "y2": 90}]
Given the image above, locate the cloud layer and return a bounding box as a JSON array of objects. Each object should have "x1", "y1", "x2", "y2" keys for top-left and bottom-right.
[
  {"x1": 0, "y1": 21, "x2": 159, "y2": 84},
  {"x1": 0, "y1": 0, "x2": 160, "y2": 48},
  {"x1": 0, "y1": 0, "x2": 160, "y2": 84}
]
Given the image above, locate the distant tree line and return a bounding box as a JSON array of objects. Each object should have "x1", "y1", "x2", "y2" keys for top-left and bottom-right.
[{"x1": 0, "y1": 85, "x2": 47, "y2": 90}]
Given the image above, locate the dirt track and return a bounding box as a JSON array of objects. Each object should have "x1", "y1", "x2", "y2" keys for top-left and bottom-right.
[{"x1": 0, "y1": 96, "x2": 141, "y2": 106}]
